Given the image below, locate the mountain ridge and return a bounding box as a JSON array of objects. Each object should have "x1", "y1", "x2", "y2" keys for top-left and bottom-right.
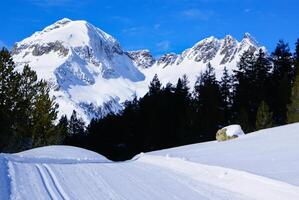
[{"x1": 11, "y1": 18, "x2": 263, "y2": 121}]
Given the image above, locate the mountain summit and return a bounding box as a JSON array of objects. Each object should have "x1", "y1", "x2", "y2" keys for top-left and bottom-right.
[{"x1": 12, "y1": 19, "x2": 262, "y2": 121}]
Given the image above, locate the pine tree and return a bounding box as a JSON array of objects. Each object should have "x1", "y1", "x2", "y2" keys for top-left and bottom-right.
[
  {"x1": 237, "y1": 108, "x2": 250, "y2": 133},
  {"x1": 31, "y1": 80, "x2": 58, "y2": 147},
  {"x1": 175, "y1": 75, "x2": 189, "y2": 96},
  {"x1": 0, "y1": 48, "x2": 19, "y2": 151},
  {"x1": 194, "y1": 63, "x2": 223, "y2": 140},
  {"x1": 232, "y1": 50, "x2": 256, "y2": 131},
  {"x1": 272, "y1": 40, "x2": 294, "y2": 81},
  {"x1": 256, "y1": 101, "x2": 273, "y2": 130},
  {"x1": 232, "y1": 49, "x2": 271, "y2": 131},
  {"x1": 14, "y1": 65, "x2": 40, "y2": 149},
  {"x1": 174, "y1": 75, "x2": 192, "y2": 143},
  {"x1": 220, "y1": 67, "x2": 233, "y2": 124},
  {"x1": 254, "y1": 49, "x2": 271, "y2": 96},
  {"x1": 287, "y1": 39, "x2": 299, "y2": 123},
  {"x1": 69, "y1": 110, "x2": 85, "y2": 135},
  {"x1": 0, "y1": 49, "x2": 59, "y2": 152},
  {"x1": 56, "y1": 115, "x2": 69, "y2": 143},
  {"x1": 148, "y1": 74, "x2": 162, "y2": 95},
  {"x1": 270, "y1": 40, "x2": 294, "y2": 125}
]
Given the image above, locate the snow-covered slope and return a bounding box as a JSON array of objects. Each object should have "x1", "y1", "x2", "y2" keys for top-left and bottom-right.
[
  {"x1": 1, "y1": 124, "x2": 299, "y2": 199},
  {"x1": 12, "y1": 18, "x2": 262, "y2": 121},
  {"x1": 136, "y1": 33, "x2": 262, "y2": 88},
  {"x1": 151, "y1": 123, "x2": 299, "y2": 186},
  {"x1": 12, "y1": 18, "x2": 145, "y2": 121}
]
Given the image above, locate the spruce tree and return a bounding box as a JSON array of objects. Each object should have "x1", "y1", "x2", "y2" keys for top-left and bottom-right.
[
  {"x1": 270, "y1": 40, "x2": 294, "y2": 125},
  {"x1": 0, "y1": 49, "x2": 59, "y2": 152},
  {"x1": 220, "y1": 67, "x2": 233, "y2": 124},
  {"x1": 148, "y1": 74, "x2": 162, "y2": 95},
  {"x1": 232, "y1": 49, "x2": 271, "y2": 131},
  {"x1": 31, "y1": 81, "x2": 58, "y2": 147},
  {"x1": 194, "y1": 63, "x2": 223, "y2": 140},
  {"x1": 256, "y1": 101, "x2": 273, "y2": 130},
  {"x1": 56, "y1": 115, "x2": 69, "y2": 144},
  {"x1": 69, "y1": 110, "x2": 85, "y2": 135},
  {"x1": 232, "y1": 50, "x2": 256, "y2": 131},
  {"x1": 287, "y1": 39, "x2": 299, "y2": 123},
  {"x1": 0, "y1": 48, "x2": 19, "y2": 151},
  {"x1": 237, "y1": 108, "x2": 250, "y2": 133},
  {"x1": 174, "y1": 75, "x2": 192, "y2": 143}
]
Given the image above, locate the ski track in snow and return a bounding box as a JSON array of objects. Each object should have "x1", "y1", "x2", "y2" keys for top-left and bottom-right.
[
  {"x1": 36, "y1": 164, "x2": 62, "y2": 200},
  {"x1": 2, "y1": 153, "x2": 299, "y2": 200},
  {"x1": 139, "y1": 155, "x2": 299, "y2": 200},
  {"x1": 43, "y1": 164, "x2": 70, "y2": 200}
]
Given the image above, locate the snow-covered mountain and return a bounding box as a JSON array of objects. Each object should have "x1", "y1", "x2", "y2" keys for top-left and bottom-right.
[
  {"x1": 12, "y1": 18, "x2": 145, "y2": 121},
  {"x1": 1, "y1": 123, "x2": 299, "y2": 199},
  {"x1": 134, "y1": 33, "x2": 262, "y2": 88},
  {"x1": 12, "y1": 18, "x2": 262, "y2": 121}
]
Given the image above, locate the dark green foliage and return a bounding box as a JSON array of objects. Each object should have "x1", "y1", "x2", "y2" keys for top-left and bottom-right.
[
  {"x1": 232, "y1": 49, "x2": 272, "y2": 131},
  {"x1": 220, "y1": 67, "x2": 233, "y2": 125},
  {"x1": 256, "y1": 101, "x2": 273, "y2": 130},
  {"x1": 193, "y1": 63, "x2": 224, "y2": 140},
  {"x1": 287, "y1": 39, "x2": 299, "y2": 123},
  {"x1": 69, "y1": 110, "x2": 85, "y2": 136},
  {"x1": 55, "y1": 115, "x2": 69, "y2": 144},
  {"x1": 0, "y1": 48, "x2": 19, "y2": 151},
  {"x1": 148, "y1": 74, "x2": 161, "y2": 95},
  {"x1": 0, "y1": 48, "x2": 59, "y2": 152},
  {"x1": 270, "y1": 40, "x2": 295, "y2": 125},
  {"x1": 64, "y1": 110, "x2": 86, "y2": 147}
]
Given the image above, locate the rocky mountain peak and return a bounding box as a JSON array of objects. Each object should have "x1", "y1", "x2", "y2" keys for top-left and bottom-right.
[
  {"x1": 126, "y1": 50, "x2": 155, "y2": 69},
  {"x1": 42, "y1": 18, "x2": 73, "y2": 33},
  {"x1": 11, "y1": 18, "x2": 264, "y2": 122},
  {"x1": 242, "y1": 32, "x2": 259, "y2": 47},
  {"x1": 157, "y1": 53, "x2": 178, "y2": 67}
]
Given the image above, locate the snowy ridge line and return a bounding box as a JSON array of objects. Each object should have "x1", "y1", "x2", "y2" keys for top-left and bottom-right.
[
  {"x1": 1, "y1": 153, "x2": 114, "y2": 165},
  {"x1": 138, "y1": 155, "x2": 299, "y2": 200}
]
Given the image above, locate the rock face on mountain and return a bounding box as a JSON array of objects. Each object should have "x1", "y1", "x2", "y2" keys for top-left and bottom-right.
[
  {"x1": 12, "y1": 18, "x2": 262, "y2": 121},
  {"x1": 130, "y1": 33, "x2": 261, "y2": 88},
  {"x1": 126, "y1": 50, "x2": 155, "y2": 69}
]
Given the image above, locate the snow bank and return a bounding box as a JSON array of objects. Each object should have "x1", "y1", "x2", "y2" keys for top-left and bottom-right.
[
  {"x1": 151, "y1": 123, "x2": 299, "y2": 186},
  {"x1": 14, "y1": 145, "x2": 109, "y2": 162}
]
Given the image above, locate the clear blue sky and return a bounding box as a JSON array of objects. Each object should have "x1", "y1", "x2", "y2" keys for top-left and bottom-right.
[{"x1": 0, "y1": 0, "x2": 298, "y2": 56}]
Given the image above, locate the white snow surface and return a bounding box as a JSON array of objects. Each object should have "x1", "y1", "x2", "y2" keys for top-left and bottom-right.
[
  {"x1": 1, "y1": 123, "x2": 299, "y2": 199},
  {"x1": 12, "y1": 18, "x2": 263, "y2": 122},
  {"x1": 151, "y1": 123, "x2": 299, "y2": 186},
  {"x1": 14, "y1": 146, "x2": 109, "y2": 162},
  {"x1": 221, "y1": 124, "x2": 245, "y2": 137}
]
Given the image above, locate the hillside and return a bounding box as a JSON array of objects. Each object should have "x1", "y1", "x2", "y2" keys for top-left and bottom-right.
[{"x1": 1, "y1": 124, "x2": 299, "y2": 199}]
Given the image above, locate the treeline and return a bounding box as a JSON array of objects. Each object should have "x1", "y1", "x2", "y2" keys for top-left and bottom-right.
[
  {"x1": 64, "y1": 40, "x2": 299, "y2": 160},
  {"x1": 1, "y1": 39, "x2": 299, "y2": 161}
]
